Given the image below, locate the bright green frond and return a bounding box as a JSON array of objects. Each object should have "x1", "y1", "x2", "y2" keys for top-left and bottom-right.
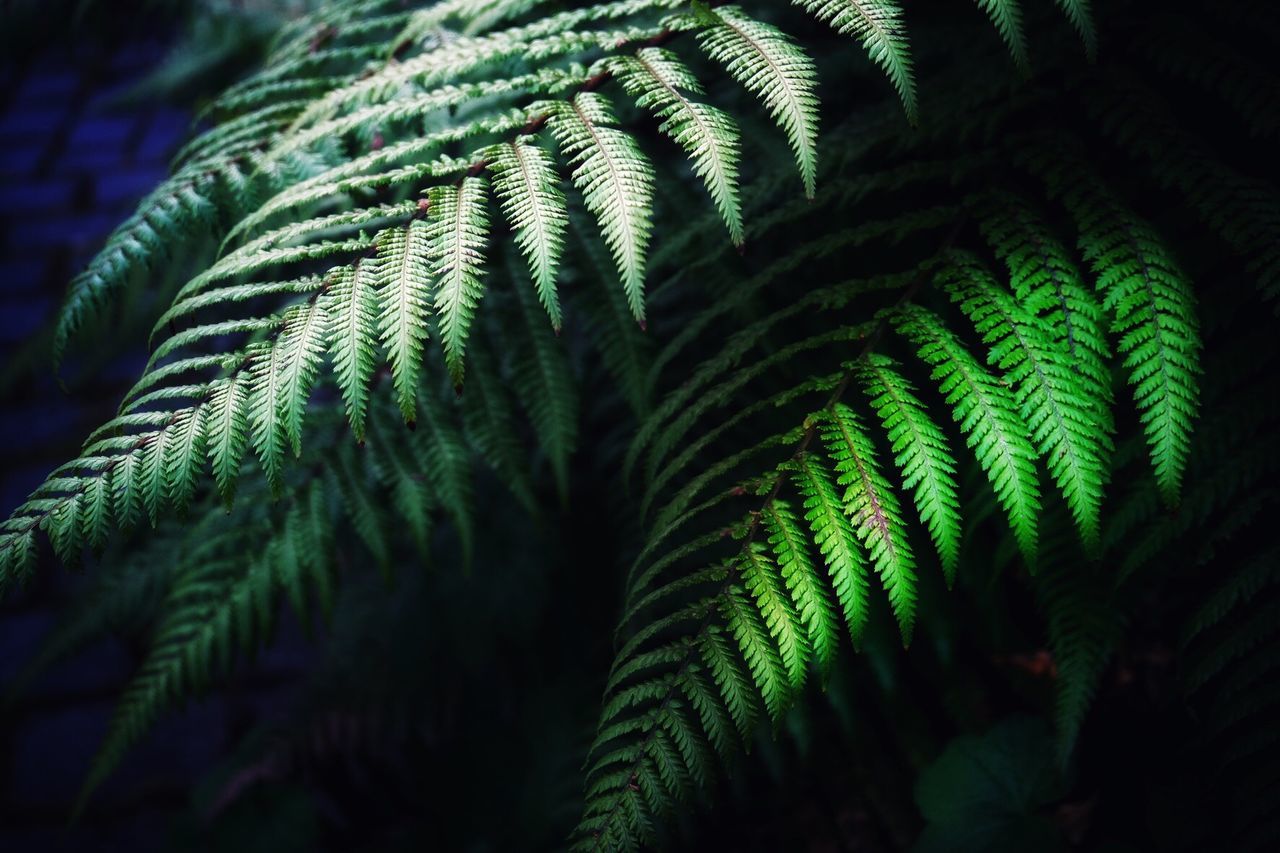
[
  {"x1": 819, "y1": 402, "x2": 917, "y2": 643},
  {"x1": 855, "y1": 355, "x2": 962, "y2": 582},
  {"x1": 942, "y1": 254, "x2": 1108, "y2": 551},
  {"x1": 892, "y1": 304, "x2": 1042, "y2": 564}
]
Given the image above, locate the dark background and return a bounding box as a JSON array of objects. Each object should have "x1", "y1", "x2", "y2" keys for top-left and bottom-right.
[{"x1": 0, "y1": 10, "x2": 320, "y2": 850}]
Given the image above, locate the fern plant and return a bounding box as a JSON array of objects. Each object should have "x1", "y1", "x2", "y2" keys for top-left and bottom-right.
[{"x1": 2, "y1": 0, "x2": 1278, "y2": 850}]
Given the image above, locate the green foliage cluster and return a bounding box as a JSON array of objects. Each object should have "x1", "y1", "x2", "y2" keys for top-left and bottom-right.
[{"x1": 2, "y1": 0, "x2": 1278, "y2": 849}]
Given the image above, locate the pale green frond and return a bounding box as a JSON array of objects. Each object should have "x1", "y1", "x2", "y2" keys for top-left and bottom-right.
[
  {"x1": 375, "y1": 218, "x2": 434, "y2": 422},
  {"x1": 427, "y1": 176, "x2": 491, "y2": 388},
  {"x1": 791, "y1": 0, "x2": 916, "y2": 122},
  {"x1": 321, "y1": 263, "x2": 380, "y2": 442},
  {"x1": 545, "y1": 92, "x2": 655, "y2": 323},
  {"x1": 486, "y1": 138, "x2": 569, "y2": 327},
  {"x1": 696, "y1": 5, "x2": 820, "y2": 197},
  {"x1": 610, "y1": 47, "x2": 744, "y2": 245}
]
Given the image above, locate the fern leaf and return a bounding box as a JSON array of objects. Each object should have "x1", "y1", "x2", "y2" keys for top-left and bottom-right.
[
  {"x1": 942, "y1": 254, "x2": 1108, "y2": 551},
  {"x1": 791, "y1": 0, "x2": 916, "y2": 123},
  {"x1": 486, "y1": 138, "x2": 568, "y2": 327},
  {"x1": 1052, "y1": 0, "x2": 1097, "y2": 59},
  {"x1": 697, "y1": 5, "x2": 820, "y2": 197},
  {"x1": 375, "y1": 218, "x2": 433, "y2": 422},
  {"x1": 164, "y1": 404, "x2": 206, "y2": 514},
  {"x1": 610, "y1": 47, "x2": 744, "y2": 245},
  {"x1": 274, "y1": 297, "x2": 329, "y2": 457},
  {"x1": 762, "y1": 500, "x2": 839, "y2": 680},
  {"x1": 855, "y1": 355, "x2": 962, "y2": 583},
  {"x1": 426, "y1": 177, "x2": 491, "y2": 388},
  {"x1": 790, "y1": 453, "x2": 871, "y2": 648},
  {"x1": 1046, "y1": 168, "x2": 1202, "y2": 504},
  {"x1": 819, "y1": 402, "x2": 917, "y2": 643},
  {"x1": 721, "y1": 581, "x2": 789, "y2": 720},
  {"x1": 981, "y1": 196, "x2": 1114, "y2": 443},
  {"x1": 204, "y1": 372, "x2": 251, "y2": 507},
  {"x1": 545, "y1": 92, "x2": 655, "y2": 323},
  {"x1": 974, "y1": 0, "x2": 1028, "y2": 70},
  {"x1": 322, "y1": 262, "x2": 380, "y2": 442},
  {"x1": 247, "y1": 342, "x2": 288, "y2": 496},
  {"x1": 892, "y1": 305, "x2": 1041, "y2": 563}
]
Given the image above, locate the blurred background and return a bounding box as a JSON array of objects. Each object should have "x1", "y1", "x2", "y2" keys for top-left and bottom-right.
[{"x1": 0, "y1": 3, "x2": 320, "y2": 849}]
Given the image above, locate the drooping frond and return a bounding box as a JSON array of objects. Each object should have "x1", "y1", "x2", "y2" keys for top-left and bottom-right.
[
  {"x1": 854, "y1": 355, "x2": 961, "y2": 582},
  {"x1": 892, "y1": 304, "x2": 1042, "y2": 563},
  {"x1": 609, "y1": 47, "x2": 744, "y2": 246},
  {"x1": 1034, "y1": 155, "x2": 1202, "y2": 504},
  {"x1": 375, "y1": 219, "x2": 434, "y2": 422},
  {"x1": 1052, "y1": 0, "x2": 1098, "y2": 59},
  {"x1": 426, "y1": 177, "x2": 492, "y2": 387},
  {"x1": 974, "y1": 0, "x2": 1028, "y2": 70},
  {"x1": 942, "y1": 253, "x2": 1109, "y2": 551},
  {"x1": 545, "y1": 93, "x2": 655, "y2": 324},
  {"x1": 695, "y1": 5, "x2": 820, "y2": 197},
  {"x1": 486, "y1": 138, "x2": 569, "y2": 326},
  {"x1": 791, "y1": 0, "x2": 916, "y2": 123}
]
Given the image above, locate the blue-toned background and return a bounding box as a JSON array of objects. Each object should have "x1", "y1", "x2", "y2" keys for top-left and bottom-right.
[{"x1": 0, "y1": 23, "x2": 312, "y2": 851}]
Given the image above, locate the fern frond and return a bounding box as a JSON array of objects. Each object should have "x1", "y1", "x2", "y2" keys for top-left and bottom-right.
[
  {"x1": 610, "y1": 47, "x2": 744, "y2": 245},
  {"x1": 426, "y1": 177, "x2": 491, "y2": 387},
  {"x1": 892, "y1": 304, "x2": 1042, "y2": 563},
  {"x1": 487, "y1": 138, "x2": 569, "y2": 326},
  {"x1": 855, "y1": 354, "x2": 962, "y2": 582},
  {"x1": 1052, "y1": 0, "x2": 1097, "y2": 59},
  {"x1": 974, "y1": 0, "x2": 1028, "y2": 70},
  {"x1": 545, "y1": 92, "x2": 655, "y2": 323},
  {"x1": 942, "y1": 254, "x2": 1108, "y2": 550},
  {"x1": 790, "y1": 453, "x2": 871, "y2": 648},
  {"x1": 696, "y1": 5, "x2": 820, "y2": 198},
  {"x1": 375, "y1": 218, "x2": 434, "y2": 422},
  {"x1": 1038, "y1": 160, "x2": 1202, "y2": 504},
  {"x1": 791, "y1": 0, "x2": 916, "y2": 123},
  {"x1": 820, "y1": 402, "x2": 918, "y2": 642}
]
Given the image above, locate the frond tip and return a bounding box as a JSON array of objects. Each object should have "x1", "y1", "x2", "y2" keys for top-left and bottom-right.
[{"x1": 697, "y1": 5, "x2": 820, "y2": 198}]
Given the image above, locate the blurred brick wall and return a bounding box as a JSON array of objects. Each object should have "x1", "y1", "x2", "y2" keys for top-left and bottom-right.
[{"x1": 0, "y1": 31, "x2": 308, "y2": 853}]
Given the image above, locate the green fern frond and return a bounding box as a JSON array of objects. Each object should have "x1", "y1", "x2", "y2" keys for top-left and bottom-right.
[
  {"x1": 791, "y1": 0, "x2": 916, "y2": 123},
  {"x1": 610, "y1": 47, "x2": 744, "y2": 246},
  {"x1": 820, "y1": 402, "x2": 918, "y2": 643},
  {"x1": 545, "y1": 92, "x2": 655, "y2": 324},
  {"x1": 428, "y1": 177, "x2": 492, "y2": 388},
  {"x1": 942, "y1": 253, "x2": 1108, "y2": 551},
  {"x1": 487, "y1": 138, "x2": 569, "y2": 326},
  {"x1": 375, "y1": 218, "x2": 434, "y2": 421},
  {"x1": 695, "y1": 5, "x2": 820, "y2": 198},
  {"x1": 891, "y1": 304, "x2": 1042, "y2": 563},
  {"x1": 1052, "y1": 0, "x2": 1097, "y2": 59},
  {"x1": 974, "y1": 0, "x2": 1028, "y2": 71},
  {"x1": 855, "y1": 354, "x2": 962, "y2": 582}
]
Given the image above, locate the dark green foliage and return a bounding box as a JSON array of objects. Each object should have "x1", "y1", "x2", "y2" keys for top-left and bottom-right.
[{"x1": 1, "y1": 0, "x2": 1277, "y2": 850}]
